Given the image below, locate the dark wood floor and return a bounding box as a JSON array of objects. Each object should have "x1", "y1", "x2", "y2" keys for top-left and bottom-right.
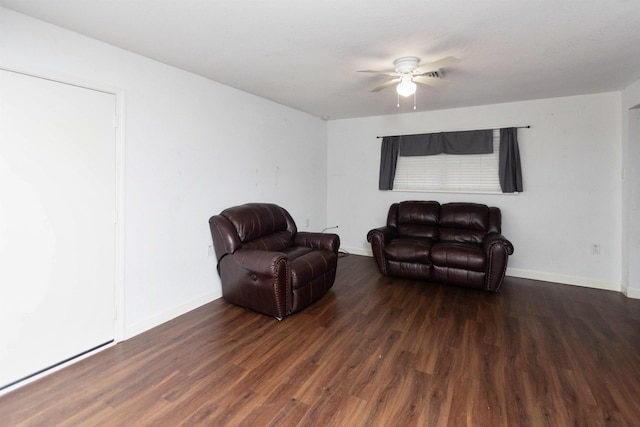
[{"x1": 2, "y1": 255, "x2": 640, "y2": 426}]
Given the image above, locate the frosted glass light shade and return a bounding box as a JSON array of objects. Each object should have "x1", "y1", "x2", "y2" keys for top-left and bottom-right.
[{"x1": 396, "y1": 76, "x2": 416, "y2": 97}]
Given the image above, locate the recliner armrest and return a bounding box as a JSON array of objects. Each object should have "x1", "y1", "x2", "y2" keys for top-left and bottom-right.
[
  {"x1": 219, "y1": 248, "x2": 290, "y2": 319},
  {"x1": 294, "y1": 232, "x2": 340, "y2": 254},
  {"x1": 231, "y1": 248, "x2": 289, "y2": 276},
  {"x1": 482, "y1": 232, "x2": 514, "y2": 255}
]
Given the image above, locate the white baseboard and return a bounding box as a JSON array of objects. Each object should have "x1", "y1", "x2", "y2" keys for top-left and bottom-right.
[
  {"x1": 506, "y1": 268, "x2": 620, "y2": 293},
  {"x1": 341, "y1": 246, "x2": 622, "y2": 293},
  {"x1": 124, "y1": 290, "x2": 222, "y2": 339},
  {"x1": 624, "y1": 286, "x2": 640, "y2": 299},
  {"x1": 342, "y1": 246, "x2": 372, "y2": 257},
  {"x1": 0, "y1": 340, "x2": 116, "y2": 397}
]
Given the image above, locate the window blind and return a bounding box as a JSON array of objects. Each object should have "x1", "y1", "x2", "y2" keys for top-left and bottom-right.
[{"x1": 393, "y1": 129, "x2": 501, "y2": 192}]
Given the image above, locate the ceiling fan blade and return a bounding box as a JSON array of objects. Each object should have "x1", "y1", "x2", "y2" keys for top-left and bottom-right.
[
  {"x1": 413, "y1": 75, "x2": 448, "y2": 88},
  {"x1": 416, "y1": 56, "x2": 460, "y2": 73},
  {"x1": 358, "y1": 69, "x2": 398, "y2": 77},
  {"x1": 370, "y1": 78, "x2": 401, "y2": 92}
]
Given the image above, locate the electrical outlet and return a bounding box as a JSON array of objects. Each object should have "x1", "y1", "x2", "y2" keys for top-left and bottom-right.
[
  {"x1": 592, "y1": 244, "x2": 600, "y2": 256},
  {"x1": 208, "y1": 244, "x2": 214, "y2": 257}
]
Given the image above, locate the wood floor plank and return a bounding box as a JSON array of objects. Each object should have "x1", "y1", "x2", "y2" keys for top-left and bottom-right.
[{"x1": 2, "y1": 254, "x2": 640, "y2": 426}]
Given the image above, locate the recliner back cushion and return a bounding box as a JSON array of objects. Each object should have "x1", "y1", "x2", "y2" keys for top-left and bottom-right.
[
  {"x1": 242, "y1": 231, "x2": 293, "y2": 252},
  {"x1": 222, "y1": 203, "x2": 296, "y2": 250},
  {"x1": 393, "y1": 201, "x2": 440, "y2": 239},
  {"x1": 438, "y1": 203, "x2": 489, "y2": 244}
]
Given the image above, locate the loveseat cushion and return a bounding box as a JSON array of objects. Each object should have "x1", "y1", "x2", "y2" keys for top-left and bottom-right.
[
  {"x1": 438, "y1": 203, "x2": 490, "y2": 244},
  {"x1": 431, "y1": 242, "x2": 486, "y2": 272},
  {"x1": 384, "y1": 237, "x2": 434, "y2": 264},
  {"x1": 393, "y1": 201, "x2": 440, "y2": 239}
]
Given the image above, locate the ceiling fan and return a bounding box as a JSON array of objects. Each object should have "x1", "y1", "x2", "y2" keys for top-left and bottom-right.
[{"x1": 358, "y1": 56, "x2": 460, "y2": 108}]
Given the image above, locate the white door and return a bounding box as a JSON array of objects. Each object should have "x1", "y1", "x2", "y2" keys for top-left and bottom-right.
[{"x1": 0, "y1": 69, "x2": 116, "y2": 389}]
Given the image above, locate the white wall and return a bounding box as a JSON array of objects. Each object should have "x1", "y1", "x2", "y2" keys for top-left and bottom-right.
[
  {"x1": 327, "y1": 93, "x2": 622, "y2": 291},
  {"x1": 0, "y1": 8, "x2": 328, "y2": 338},
  {"x1": 622, "y1": 78, "x2": 640, "y2": 298}
]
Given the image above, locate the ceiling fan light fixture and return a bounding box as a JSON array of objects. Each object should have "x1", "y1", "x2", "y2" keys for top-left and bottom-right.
[
  {"x1": 393, "y1": 56, "x2": 420, "y2": 73},
  {"x1": 396, "y1": 74, "x2": 416, "y2": 97}
]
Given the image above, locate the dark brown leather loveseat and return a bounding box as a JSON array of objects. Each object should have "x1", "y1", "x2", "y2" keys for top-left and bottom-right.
[
  {"x1": 209, "y1": 203, "x2": 340, "y2": 319},
  {"x1": 367, "y1": 201, "x2": 513, "y2": 292}
]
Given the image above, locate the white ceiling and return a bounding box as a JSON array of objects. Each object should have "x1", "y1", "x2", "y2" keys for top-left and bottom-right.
[{"x1": 2, "y1": 0, "x2": 640, "y2": 120}]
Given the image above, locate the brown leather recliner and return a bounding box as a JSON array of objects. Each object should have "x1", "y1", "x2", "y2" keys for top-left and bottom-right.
[
  {"x1": 209, "y1": 203, "x2": 340, "y2": 319},
  {"x1": 367, "y1": 201, "x2": 514, "y2": 292}
]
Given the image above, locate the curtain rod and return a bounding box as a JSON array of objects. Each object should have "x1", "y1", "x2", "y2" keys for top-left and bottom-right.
[{"x1": 376, "y1": 125, "x2": 530, "y2": 139}]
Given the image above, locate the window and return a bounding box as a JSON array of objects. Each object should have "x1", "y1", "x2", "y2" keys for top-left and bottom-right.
[{"x1": 392, "y1": 129, "x2": 501, "y2": 193}]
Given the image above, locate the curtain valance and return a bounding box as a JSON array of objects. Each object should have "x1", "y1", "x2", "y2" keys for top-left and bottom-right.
[{"x1": 398, "y1": 129, "x2": 493, "y2": 156}]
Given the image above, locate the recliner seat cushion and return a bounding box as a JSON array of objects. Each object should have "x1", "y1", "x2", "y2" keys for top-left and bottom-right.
[
  {"x1": 287, "y1": 248, "x2": 337, "y2": 290},
  {"x1": 431, "y1": 242, "x2": 486, "y2": 272},
  {"x1": 384, "y1": 237, "x2": 434, "y2": 263}
]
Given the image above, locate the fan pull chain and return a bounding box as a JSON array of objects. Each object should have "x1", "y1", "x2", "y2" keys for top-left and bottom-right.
[{"x1": 397, "y1": 93, "x2": 418, "y2": 109}]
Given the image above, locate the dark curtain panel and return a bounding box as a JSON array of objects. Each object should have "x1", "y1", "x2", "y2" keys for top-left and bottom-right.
[
  {"x1": 378, "y1": 136, "x2": 399, "y2": 190},
  {"x1": 499, "y1": 127, "x2": 523, "y2": 193},
  {"x1": 399, "y1": 129, "x2": 493, "y2": 156}
]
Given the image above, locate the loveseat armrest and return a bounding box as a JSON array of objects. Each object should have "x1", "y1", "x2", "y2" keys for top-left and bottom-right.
[
  {"x1": 294, "y1": 232, "x2": 340, "y2": 254},
  {"x1": 482, "y1": 232, "x2": 514, "y2": 292},
  {"x1": 482, "y1": 232, "x2": 514, "y2": 255},
  {"x1": 218, "y1": 248, "x2": 291, "y2": 319},
  {"x1": 366, "y1": 226, "x2": 398, "y2": 244},
  {"x1": 366, "y1": 226, "x2": 398, "y2": 276}
]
